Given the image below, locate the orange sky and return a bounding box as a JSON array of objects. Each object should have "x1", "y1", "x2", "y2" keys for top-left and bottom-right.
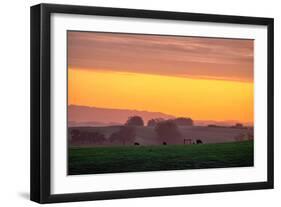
[{"x1": 68, "y1": 31, "x2": 254, "y2": 124}]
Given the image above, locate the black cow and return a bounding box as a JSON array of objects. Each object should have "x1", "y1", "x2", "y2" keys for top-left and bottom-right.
[{"x1": 196, "y1": 139, "x2": 203, "y2": 144}]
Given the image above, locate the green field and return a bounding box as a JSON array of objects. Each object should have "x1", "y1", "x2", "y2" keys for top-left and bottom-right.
[{"x1": 68, "y1": 141, "x2": 253, "y2": 175}]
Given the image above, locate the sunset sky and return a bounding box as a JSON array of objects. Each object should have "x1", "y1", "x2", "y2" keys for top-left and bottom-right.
[{"x1": 68, "y1": 31, "x2": 254, "y2": 124}]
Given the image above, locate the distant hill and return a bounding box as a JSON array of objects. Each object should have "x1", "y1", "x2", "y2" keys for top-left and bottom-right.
[
  {"x1": 68, "y1": 105, "x2": 175, "y2": 126},
  {"x1": 68, "y1": 121, "x2": 122, "y2": 127},
  {"x1": 68, "y1": 105, "x2": 252, "y2": 127},
  {"x1": 194, "y1": 120, "x2": 253, "y2": 127}
]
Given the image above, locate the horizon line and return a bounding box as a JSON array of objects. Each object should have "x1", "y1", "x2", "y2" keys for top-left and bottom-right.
[{"x1": 68, "y1": 104, "x2": 253, "y2": 126}]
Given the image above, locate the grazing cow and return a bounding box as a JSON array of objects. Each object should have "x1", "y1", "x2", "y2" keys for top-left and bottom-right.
[
  {"x1": 196, "y1": 139, "x2": 203, "y2": 144},
  {"x1": 134, "y1": 142, "x2": 140, "y2": 146},
  {"x1": 162, "y1": 142, "x2": 167, "y2": 145}
]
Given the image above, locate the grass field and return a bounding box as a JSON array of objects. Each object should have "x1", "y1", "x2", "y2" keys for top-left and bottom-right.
[{"x1": 68, "y1": 141, "x2": 253, "y2": 175}]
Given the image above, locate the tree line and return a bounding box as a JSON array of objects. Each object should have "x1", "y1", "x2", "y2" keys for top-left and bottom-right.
[
  {"x1": 69, "y1": 116, "x2": 193, "y2": 146},
  {"x1": 125, "y1": 116, "x2": 193, "y2": 127}
]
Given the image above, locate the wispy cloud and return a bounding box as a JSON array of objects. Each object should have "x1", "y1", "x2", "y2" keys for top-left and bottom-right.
[{"x1": 68, "y1": 32, "x2": 253, "y2": 82}]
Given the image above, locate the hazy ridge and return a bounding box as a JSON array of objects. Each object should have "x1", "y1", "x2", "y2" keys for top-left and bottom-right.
[{"x1": 68, "y1": 105, "x2": 252, "y2": 127}]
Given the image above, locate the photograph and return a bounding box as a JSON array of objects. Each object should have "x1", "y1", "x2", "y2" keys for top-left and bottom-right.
[{"x1": 67, "y1": 31, "x2": 254, "y2": 175}]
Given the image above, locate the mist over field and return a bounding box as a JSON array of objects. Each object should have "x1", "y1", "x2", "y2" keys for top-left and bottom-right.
[{"x1": 69, "y1": 125, "x2": 253, "y2": 146}]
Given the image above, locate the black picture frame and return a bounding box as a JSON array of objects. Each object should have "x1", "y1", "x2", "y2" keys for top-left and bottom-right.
[{"x1": 30, "y1": 3, "x2": 274, "y2": 204}]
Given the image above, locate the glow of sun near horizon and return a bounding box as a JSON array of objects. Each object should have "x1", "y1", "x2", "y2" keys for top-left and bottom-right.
[{"x1": 68, "y1": 31, "x2": 254, "y2": 124}]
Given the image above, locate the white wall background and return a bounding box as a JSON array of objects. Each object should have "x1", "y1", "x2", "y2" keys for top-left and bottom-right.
[{"x1": 0, "y1": 0, "x2": 279, "y2": 206}]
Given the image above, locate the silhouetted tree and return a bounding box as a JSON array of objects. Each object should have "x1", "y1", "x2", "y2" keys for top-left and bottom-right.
[
  {"x1": 247, "y1": 131, "x2": 254, "y2": 141},
  {"x1": 147, "y1": 118, "x2": 164, "y2": 127},
  {"x1": 69, "y1": 129, "x2": 106, "y2": 145},
  {"x1": 109, "y1": 126, "x2": 136, "y2": 145},
  {"x1": 235, "y1": 123, "x2": 244, "y2": 128},
  {"x1": 70, "y1": 129, "x2": 81, "y2": 141},
  {"x1": 155, "y1": 120, "x2": 181, "y2": 143},
  {"x1": 125, "y1": 116, "x2": 144, "y2": 126},
  {"x1": 91, "y1": 132, "x2": 106, "y2": 144},
  {"x1": 172, "y1": 117, "x2": 194, "y2": 126}
]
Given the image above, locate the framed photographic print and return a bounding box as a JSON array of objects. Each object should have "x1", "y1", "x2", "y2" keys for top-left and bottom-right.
[{"x1": 30, "y1": 3, "x2": 274, "y2": 203}]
